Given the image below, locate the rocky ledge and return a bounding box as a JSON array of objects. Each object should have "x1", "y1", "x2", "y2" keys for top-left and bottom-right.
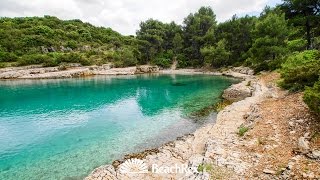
[
  {"x1": 222, "y1": 79, "x2": 254, "y2": 102},
  {"x1": 0, "y1": 64, "x2": 159, "y2": 79}
]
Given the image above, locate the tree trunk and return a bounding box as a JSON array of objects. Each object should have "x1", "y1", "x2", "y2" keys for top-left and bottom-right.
[{"x1": 306, "y1": 16, "x2": 312, "y2": 49}]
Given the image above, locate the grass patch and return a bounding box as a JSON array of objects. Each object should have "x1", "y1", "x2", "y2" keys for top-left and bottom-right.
[
  {"x1": 276, "y1": 164, "x2": 286, "y2": 175},
  {"x1": 197, "y1": 163, "x2": 234, "y2": 179},
  {"x1": 238, "y1": 125, "x2": 249, "y2": 137},
  {"x1": 257, "y1": 137, "x2": 266, "y2": 145},
  {"x1": 190, "y1": 104, "x2": 216, "y2": 118},
  {"x1": 213, "y1": 99, "x2": 233, "y2": 112},
  {"x1": 0, "y1": 62, "x2": 16, "y2": 68},
  {"x1": 190, "y1": 99, "x2": 233, "y2": 119},
  {"x1": 197, "y1": 164, "x2": 213, "y2": 172}
]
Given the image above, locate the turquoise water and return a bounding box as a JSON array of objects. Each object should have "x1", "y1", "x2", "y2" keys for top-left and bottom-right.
[{"x1": 0, "y1": 74, "x2": 237, "y2": 180}]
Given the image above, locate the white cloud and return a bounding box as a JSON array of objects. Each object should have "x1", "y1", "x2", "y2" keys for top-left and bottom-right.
[{"x1": 0, "y1": 0, "x2": 281, "y2": 35}]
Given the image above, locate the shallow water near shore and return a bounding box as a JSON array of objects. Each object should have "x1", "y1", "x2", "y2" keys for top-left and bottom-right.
[{"x1": 0, "y1": 74, "x2": 237, "y2": 180}]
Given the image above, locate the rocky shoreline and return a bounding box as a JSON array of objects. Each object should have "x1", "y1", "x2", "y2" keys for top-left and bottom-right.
[
  {"x1": 1, "y1": 65, "x2": 318, "y2": 179},
  {"x1": 0, "y1": 64, "x2": 160, "y2": 79},
  {"x1": 85, "y1": 70, "x2": 319, "y2": 179},
  {"x1": 85, "y1": 68, "x2": 262, "y2": 180},
  {"x1": 0, "y1": 64, "x2": 255, "y2": 80}
]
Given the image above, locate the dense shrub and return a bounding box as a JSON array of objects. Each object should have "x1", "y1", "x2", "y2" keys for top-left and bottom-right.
[
  {"x1": 201, "y1": 39, "x2": 231, "y2": 68},
  {"x1": 176, "y1": 54, "x2": 188, "y2": 68},
  {"x1": 246, "y1": 12, "x2": 289, "y2": 71},
  {"x1": 0, "y1": 16, "x2": 137, "y2": 67},
  {"x1": 267, "y1": 56, "x2": 286, "y2": 70},
  {"x1": 287, "y1": 39, "x2": 307, "y2": 52},
  {"x1": 79, "y1": 58, "x2": 92, "y2": 66},
  {"x1": 18, "y1": 54, "x2": 50, "y2": 66},
  {"x1": 112, "y1": 48, "x2": 137, "y2": 68},
  {"x1": 16, "y1": 53, "x2": 94, "y2": 67},
  {"x1": 55, "y1": 53, "x2": 80, "y2": 63},
  {"x1": 43, "y1": 55, "x2": 58, "y2": 67},
  {"x1": 279, "y1": 50, "x2": 320, "y2": 91},
  {"x1": 152, "y1": 57, "x2": 171, "y2": 68},
  {"x1": 245, "y1": 58, "x2": 269, "y2": 72},
  {"x1": 245, "y1": 55, "x2": 286, "y2": 72},
  {"x1": 66, "y1": 40, "x2": 78, "y2": 49},
  {"x1": 304, "y1": 80, "x2": 320, "y2": 114},
  {"x1": 55, "y1": 53, "x2": 92, "y2": 66},
  {"x1": 0, "y1": 52, "x2": 18, "y2": 62}
]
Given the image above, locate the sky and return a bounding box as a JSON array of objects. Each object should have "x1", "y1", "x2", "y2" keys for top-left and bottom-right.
[{"x1": 0, "y1": 0, "x2": 282, "y2": 35}]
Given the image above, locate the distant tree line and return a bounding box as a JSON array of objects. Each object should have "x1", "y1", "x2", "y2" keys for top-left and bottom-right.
[{"x1": 0, "y1": 1, "x2": 319, "y2": 112}]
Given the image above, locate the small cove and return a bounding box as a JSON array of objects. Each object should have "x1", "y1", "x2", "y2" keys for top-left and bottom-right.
[{"x1": 0, "y1": 74, "x2": 238, "y2": 179}]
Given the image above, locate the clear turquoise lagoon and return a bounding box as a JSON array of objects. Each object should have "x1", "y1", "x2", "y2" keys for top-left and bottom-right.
[{"x1": 0, "y1": 74, "x2": 237, "y2": 180}]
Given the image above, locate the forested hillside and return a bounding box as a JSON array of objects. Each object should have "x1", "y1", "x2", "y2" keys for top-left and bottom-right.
[
  {"x1": 1, "y1": 1, "x2": 319, "y2": 70},
  {"x1": 0, "y1": 16, "x2": 141, "y2": 67},
  {"x1": 0, "y1": 1, "x2": 319, "y2": 112}
]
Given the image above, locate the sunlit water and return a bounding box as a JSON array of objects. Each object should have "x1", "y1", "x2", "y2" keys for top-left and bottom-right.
[{"x1": 0, "y1": 74, "x2": 237, "y2": 179}]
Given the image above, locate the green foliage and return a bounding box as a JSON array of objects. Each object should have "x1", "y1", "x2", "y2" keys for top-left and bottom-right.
[
  {"x1": 150, "y1": 51, "x2": 173, "y2": 68},
  {"x1": 55, "y1": 53, "x2": 89, "y2": 65},
  {"x1": 197, "y1": 164, "x2": 213, "y2": 172},
  {"x1": 17, "y1": 53, "x2": 94, "y2": 67},
  {"x1": 33, "y1": 25, "x2": 54, "y2": 36},
  {"x1": 0, "y1": 16, "x2": 139, "y2": 67},
  {"x1": 304, "y1": 80, "x2": 320, "y2": 114},
  {"x1": 66, "y1": 40, "x2": 78, "y2": 49},
  {"x1": 43, "y1": 57, "x2": 59, "y2": 67},
  {"x1": 136, "y1": 19, "x2": 166, "y2": 61},
  {"x1": 18, "y1": 54, "x2": 51, "y2": 66},
  {"x1": 238, "y1": 125, "x2": 249, "y2": 137},
  {"x1": 280, "y1": 50, "x2": 320, "y2": 91},
  {"x1": 201, "y1": 39, "x2": 231, "y2": 67},
  {"x1": 0, "y1": 51, "x2": 18, "y2": 62},
  {"x1": 0, "y1": 63, "x2": 6, "y2": 68},
  {"x1": 314, "y1": 36, "x2": 320, "y2": 50},
  {"x1": 215, "y1": 15, "x2": 257, "y2": 65},
  {"x1": 183, "y1": 6, "x2": 217, "y2": 66},
  {"x1": 111, "y1": 48, "x2": 138, "y2": 68},
  {"x1": 152, "y1": 57, "x2": 171, "y2": 68},
  {"x1": 281, "y1": 0, "x2": 320, "y2": 49},
  {"x1": 172, "y1": 33, "x2": 183, "y2": 54},
  {"x1": 247, "y1": 11, "x2": 289, "y2": 71},
  {"x1": 213, "y1": 99, "x2": 233, "y2": 112},
  {"x1": 287, "y1": 39, "x2": 308, "y2": 52},
  {"x1": 176, "y1": 54, "x2": 188, "y2": 68},
  {"x1": 136, "y1": 19, "x2": 182, "y2": 66},
  {"x1": 0, "y1": 4, "x2": 319, "y2": 71}
]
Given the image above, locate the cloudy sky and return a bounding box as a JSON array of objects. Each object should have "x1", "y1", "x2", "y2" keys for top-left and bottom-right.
[{"x1": 0, "y1": 0, "x2": 281, "y2": 35}]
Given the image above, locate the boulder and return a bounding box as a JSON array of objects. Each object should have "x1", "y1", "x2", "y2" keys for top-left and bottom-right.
[
  {"x1": 263, "y1": 169, "x2": 276, "y2": 175},
  {"x1": 60, "y1": 46, "x2": 67, "y2": 52},
  {"x1": 66, "y1": 47, "x2": 73, "y2": 52},
  {"x1": 80, "y1": 45, "x2": 91, "y2": 52},
  {"x1": 48, "y1": 46, "x2": 56, "y2": 52},
  {"x1": 231, "y1": 66, "x2": 254, "y2": 75},
  {"x1": 312, "y1": 150, "x2": 320, "y2": 159},
  {"x1": 41, "y1": 46, "x2": 48, "y2": 53},
  {"x1": 135, "y1": 65, "x2": 159, "y2": 74},
  {"x1": 307, "y1": 150, "x2": 320, "y2": 159},
  {"x1": 222, "y1": 80, "x2": 253, "y2": 102},
  {"x1": 298, "y1": 137, "x2": 310, "y2": 152}
]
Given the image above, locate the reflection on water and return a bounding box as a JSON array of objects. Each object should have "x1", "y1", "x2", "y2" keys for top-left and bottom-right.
[{"x1": 0, "y1": 74, "x2": 237, "y2": 180}]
